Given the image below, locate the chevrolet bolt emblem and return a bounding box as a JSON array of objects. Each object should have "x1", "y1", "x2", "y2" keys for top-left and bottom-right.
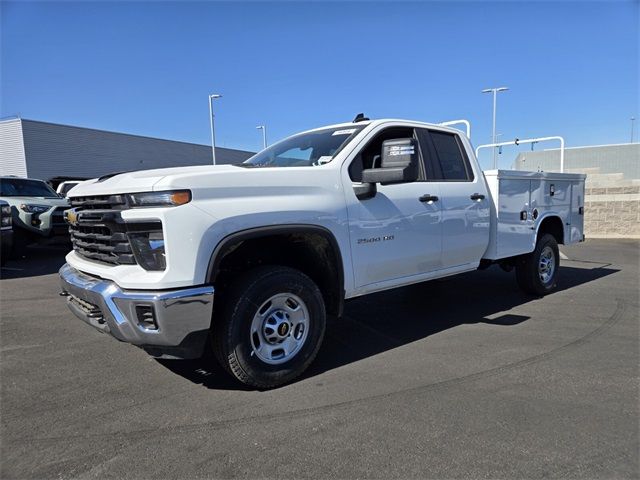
[
  {"x1": 278, "y1": 323, "x2": 290, "y2": 336},
  {"x1": 65, "y1": 209, "x2": 79, "y2": 226}
]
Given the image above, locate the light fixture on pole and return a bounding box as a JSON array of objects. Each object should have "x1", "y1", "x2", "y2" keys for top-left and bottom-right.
[
  {"x1": 482, "y1": 86, "x2": 509, "y2": 169},
  {"x1": 631, "y1": 117, "x2": 636, "y2": 143},
  {"x1": 208, "y1": 94, "x2": 222, "y2": 165},
  {"x1": 256, "y1": 125, "x2": 267, "y2": 150}
]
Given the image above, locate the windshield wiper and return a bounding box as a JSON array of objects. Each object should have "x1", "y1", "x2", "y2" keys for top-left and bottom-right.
[{"x1": 240, "y1": 163, "x2": 275, "y2": 168}]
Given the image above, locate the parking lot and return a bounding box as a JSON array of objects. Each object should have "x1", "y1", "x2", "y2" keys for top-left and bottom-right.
[{"x1": 1, "y1": 239, "x2": 638, "y2": 479}]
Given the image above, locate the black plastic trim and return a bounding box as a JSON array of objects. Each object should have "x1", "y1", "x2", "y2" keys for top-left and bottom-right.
[{"x1": 206, "y1": 224, "x2": 345, "y2": 317}]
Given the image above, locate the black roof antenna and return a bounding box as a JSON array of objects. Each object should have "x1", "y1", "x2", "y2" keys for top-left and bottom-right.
[{"x1": 353, "y1": 113, "x2": 370, "y2": 123}]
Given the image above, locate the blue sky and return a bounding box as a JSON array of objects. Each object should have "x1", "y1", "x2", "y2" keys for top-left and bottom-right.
[{"x1": 1, "y1": 1, "x2": 638, "y2": 168}]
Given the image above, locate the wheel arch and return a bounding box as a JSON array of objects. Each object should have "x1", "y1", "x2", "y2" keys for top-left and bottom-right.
[
  {"x1": 535, "y1": 214, "x2": 565, "y2": 245},
  {"x1": 206, "y1": 224, "x2": 345, "y2": 318}
]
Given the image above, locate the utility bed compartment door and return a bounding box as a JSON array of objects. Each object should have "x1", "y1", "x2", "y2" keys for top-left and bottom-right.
[
  {"x1": 483, "y1": 173, "x2": 533, "y2": 260},
  {"x1": 482, "y1": 170, "x2": 586, "y2": 260},
  {"x1": 569, "y1": 183, "x2": 585, "y2": 243}
]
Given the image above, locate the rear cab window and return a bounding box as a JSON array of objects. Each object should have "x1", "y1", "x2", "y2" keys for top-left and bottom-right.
[{"x1": 418, "y1": 129, "x2": 474, "y2": 182}]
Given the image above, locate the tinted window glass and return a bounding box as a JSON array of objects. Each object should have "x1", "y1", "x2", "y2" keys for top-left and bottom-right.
[
  {"x1": 0, "y1": 178, "x2": 58, "y2": 197},
  {"x1": 243, "y1": 126, "x2": 364, "y2": 168},
  {"x1": 349, "y1": 127, "x2": 416, "y2": 182},
  {"x1": 60, "y1": 183, "x2": 79, "y2": 195},
  {"x1": 430, "y1": 131, "x2": 471, "y2": 181},
  {"x1": 416, "y1": 129, "x2": 437, "y2": 181}
]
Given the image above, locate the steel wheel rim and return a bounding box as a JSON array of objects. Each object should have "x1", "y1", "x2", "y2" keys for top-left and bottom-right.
[
  {"x1": 250, "y1": 293, "x2": 310, "y2": 365},
  {"x1": 538, "y1": 246, "x2": 556, "y2": 285}
]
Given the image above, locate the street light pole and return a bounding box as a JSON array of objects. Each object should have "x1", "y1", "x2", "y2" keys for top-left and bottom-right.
[
  {"x1": 631, "y1": 117, "x2": 636, "y2": 143},
  {"x1": 256, "y1": 125, "x2": 267, "y2": 150},
  {"x1": 482, "y1": 86, "x2": 509, "y2": 169},
  {"x1": 208, "y1": 94, "x2": 222, "y2": 165}
]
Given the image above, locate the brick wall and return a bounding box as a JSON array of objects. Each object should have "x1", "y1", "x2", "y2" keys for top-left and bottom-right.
[{"x1": 584, "y1": 186, "x2": 640, "y2": 238}]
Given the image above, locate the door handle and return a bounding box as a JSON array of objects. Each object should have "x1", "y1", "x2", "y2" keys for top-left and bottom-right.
[
  {"x1": 470, "y1": 193, "x2": 485, "y2": 201},
  {"x1": 419, "y1": 194, "x2": 439, "y2": 203}
]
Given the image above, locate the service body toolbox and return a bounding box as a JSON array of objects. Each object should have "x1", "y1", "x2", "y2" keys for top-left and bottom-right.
[{"x1": 482, "y1": 169, "x2": 586, "y2": 260}]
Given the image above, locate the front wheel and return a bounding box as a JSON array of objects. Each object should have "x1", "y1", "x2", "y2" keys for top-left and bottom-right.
[
  {"x1": 213, "y1": 266, "x2": 326, "y2": 389},
  {"x1": 516, "y1": 233, "x2": 560, "y2": 295}
]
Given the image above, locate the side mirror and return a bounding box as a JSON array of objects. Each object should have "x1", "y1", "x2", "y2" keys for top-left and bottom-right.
[{"x1": 361, "y1": 138, "x2": 419, "y2": 185}]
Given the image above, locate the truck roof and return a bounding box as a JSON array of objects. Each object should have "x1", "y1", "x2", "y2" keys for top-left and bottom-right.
[{"x1": 299, "y1": 118, "x2": 460, "y2": 136}]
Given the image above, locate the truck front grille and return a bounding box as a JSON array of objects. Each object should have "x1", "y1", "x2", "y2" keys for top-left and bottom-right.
[
  {"x1": 68, "y1": 195, "x2": 152, "y2": 266},
  {"x1": 51, "y1": 206, "x2": 69, "y2": 235},
  {"x1": 69, "y1": 195, "x2": 127, "y2": 210},
  {"x1": 51, "y1": 207, "x2": 67, "y2": 224},
  {"x1": 69, "y1": 223, "x2": 136, "y2": 265}
]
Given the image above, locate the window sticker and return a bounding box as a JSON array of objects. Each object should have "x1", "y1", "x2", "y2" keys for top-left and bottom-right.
[
  {"x1": 332, "y1": 129, "x2": 357, "y2": 136},
  {"x1": 388, "y1": 146, "x2": 415, "y2": 156}
]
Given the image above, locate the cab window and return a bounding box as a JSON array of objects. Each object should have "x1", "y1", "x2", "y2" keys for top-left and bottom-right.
[
  {"x1": 348, "y1": 127, "x2": 425, "y2": 182},
  {"x1": 418, "y1": 129, "x2": 474, "y2": 182}
]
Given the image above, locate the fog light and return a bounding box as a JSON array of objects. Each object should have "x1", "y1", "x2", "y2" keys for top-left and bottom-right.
[
  {"x1": 129, "y1": 230, "x2": 166, "y2": 271},
  {"x1": 135, "y1": 305, "x2": 157, "y2": 330},
  {"x1": 1, "y1": 205, "x2": 11, "y2": 227}
]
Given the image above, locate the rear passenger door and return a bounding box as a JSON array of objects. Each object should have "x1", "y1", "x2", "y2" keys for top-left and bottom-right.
[{"x1": 417, "y1": 128, "x2": 490, "y2": 268}]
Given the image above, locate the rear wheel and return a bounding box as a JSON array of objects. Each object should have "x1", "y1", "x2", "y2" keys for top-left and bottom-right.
[
  {"x1": 516, "y1": 233, "x2": 559, "y2": 295},
  {"x1": 213, "y1": 266, "x2": 326, "y2": 389}
]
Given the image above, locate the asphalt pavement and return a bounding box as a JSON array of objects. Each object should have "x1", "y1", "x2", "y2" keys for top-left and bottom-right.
[{"x1": 1, "y1": 239, "x2": 638, "y2": 479}]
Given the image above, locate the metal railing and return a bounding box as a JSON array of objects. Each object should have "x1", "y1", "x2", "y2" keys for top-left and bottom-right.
[{"x1": 475, "y1": 136, "x2": 565, "y2": 172}]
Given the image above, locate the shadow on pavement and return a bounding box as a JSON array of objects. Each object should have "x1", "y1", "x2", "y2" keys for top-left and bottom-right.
[
  {"x1": 0, "y1": 246, "x2": 69, "y2": 280},
  {"x1": 157, "y1": 350, "x2": 255, "y2": 392},
  {"x1": 157, "y1": 263, "x2": 618, "y2": 390}
]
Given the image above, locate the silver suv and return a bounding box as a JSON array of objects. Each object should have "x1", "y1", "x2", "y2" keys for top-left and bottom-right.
[{"x1": 0, "y1": 176, "x2": 69, "y2": 255}]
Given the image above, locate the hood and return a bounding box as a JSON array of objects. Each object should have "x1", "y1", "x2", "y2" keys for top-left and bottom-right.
[
  {"x1": 68, "y1": 163, "x2": 339, "y2": 200},
  {"x1": 69, "y1": 165, "x2": 242, "y2": 197}
]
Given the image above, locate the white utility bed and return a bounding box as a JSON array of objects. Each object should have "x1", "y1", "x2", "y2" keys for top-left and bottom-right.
[{"x1": 482, "y1": 170, "x2": 586, "y2": 260}]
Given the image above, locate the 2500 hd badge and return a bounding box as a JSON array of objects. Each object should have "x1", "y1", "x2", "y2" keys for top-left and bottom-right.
[{"x1": 357, "y1": 235, "x2": 395, "y2": 244}]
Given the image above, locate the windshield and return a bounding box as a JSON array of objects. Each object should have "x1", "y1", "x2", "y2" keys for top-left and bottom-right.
[
  {"x1": 0, "y1": 178, "x2": 59, "y2": 198},
  {"x1": 243, "y1": 125, "x2": 364, "y2": 167},
  {"x1": 59, "y1": 182, "x2": 79, "y2": 195}
]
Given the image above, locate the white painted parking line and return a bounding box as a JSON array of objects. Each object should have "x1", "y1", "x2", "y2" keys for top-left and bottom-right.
[{"x1": 559, "y1": 251, "x2": 569, "y2": 260}]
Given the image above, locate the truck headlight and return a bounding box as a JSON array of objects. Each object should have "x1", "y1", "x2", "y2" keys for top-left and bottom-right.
[
  {"x1": 127, "y1": 190, "x2": 191, "y2": 208},
  {"x1": 128, "y1": 230, "x2": 166, "y2": 271},
  {"x1": 19, "y1": 204, "x2": 50, "y2": 214}
]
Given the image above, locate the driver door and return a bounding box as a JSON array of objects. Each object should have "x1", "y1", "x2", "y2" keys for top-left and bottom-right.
[{"x1": 344, "y1": 126, "x2": 443, "y2": 290}]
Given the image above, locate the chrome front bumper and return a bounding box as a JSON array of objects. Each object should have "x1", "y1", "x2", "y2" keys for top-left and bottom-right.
[{"x1": 59, "y1": 264, "x2": 214, "y2": 359}]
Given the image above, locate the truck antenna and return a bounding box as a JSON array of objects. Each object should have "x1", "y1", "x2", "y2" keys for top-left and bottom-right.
[{"x1": 353, "y1": 113, "x2": 370, "y2": 123}]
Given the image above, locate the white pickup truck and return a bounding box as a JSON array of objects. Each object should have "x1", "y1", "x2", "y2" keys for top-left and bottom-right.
[{"x1": 59, "y1": 117, "x2": 586, "y2": 388}]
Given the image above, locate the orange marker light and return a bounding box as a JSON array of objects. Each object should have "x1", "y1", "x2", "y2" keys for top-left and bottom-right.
[{"x1": 170, "y1": 191, "x2": 191, "y2": 205}]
